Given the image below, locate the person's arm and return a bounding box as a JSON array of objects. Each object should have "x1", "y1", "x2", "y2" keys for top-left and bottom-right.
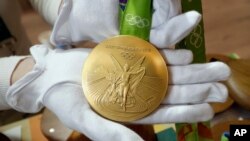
[
  {"x1": 11, "y1": 57, "x2": 35, "y2": 84},
  {"x1": 0, "y1": 56, "x2": 35, "y2": 110}
]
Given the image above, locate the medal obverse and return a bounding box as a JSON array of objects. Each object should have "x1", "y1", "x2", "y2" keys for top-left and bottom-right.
[{"x1": 82, "y1": 35, "x2": 168, "y2": 122}]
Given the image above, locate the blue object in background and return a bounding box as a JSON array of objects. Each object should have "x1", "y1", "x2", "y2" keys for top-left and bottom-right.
[{"x1": 157, "y1": 127, "x2": 177, "y2": 141}]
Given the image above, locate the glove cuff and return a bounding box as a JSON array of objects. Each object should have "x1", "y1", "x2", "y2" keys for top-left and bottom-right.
[
  {"x1": 6, "y1": 45, "x2": 47, "y2": 113},
  {"x1": 0, "y1": 56, "x2": 26, "y2": 110}
]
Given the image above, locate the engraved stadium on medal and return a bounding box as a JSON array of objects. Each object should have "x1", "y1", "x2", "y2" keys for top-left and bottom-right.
[{"x1": 82, "y1": 35, "x2": 168, "y2": 122}]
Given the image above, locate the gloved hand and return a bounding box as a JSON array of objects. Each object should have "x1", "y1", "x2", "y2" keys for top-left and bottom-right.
[
  {"x1": 50, "y1": 0, "x2": 201, "y2": 48},
  {"x1": 2, "y1": 44, "x2": 230, "y2": 141}
]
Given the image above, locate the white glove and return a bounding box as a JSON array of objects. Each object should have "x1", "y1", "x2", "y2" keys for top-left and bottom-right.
[
  {"x1": 2, "y1": 44, "x2": 230, "y2": 141},
  {"x1": 0, "y1": 56, "x2": 26, "y2": 109},
  {"x1": 50, "y1": 0, "x2": 201, "y2": 48},
  {"x1": 29, "y1": 0, "x2": 62, "y2": 25}
]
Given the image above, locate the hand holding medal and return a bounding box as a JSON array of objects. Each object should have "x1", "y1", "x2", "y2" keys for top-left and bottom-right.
[{"x1": 48, "y1": 0, "x2": 230, "y2": 140}]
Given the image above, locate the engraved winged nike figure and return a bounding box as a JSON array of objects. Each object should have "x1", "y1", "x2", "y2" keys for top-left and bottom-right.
[
  {"x1": 111, "y1": 55, "x2": 145, "y2": 111},
  {"x1": 86, "y1": 54, "x2": 163, "y2": 113}
]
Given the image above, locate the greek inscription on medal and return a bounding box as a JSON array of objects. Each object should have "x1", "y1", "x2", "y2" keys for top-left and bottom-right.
[{"x1": 106, "y1": 45, "x2": 151, "y2": 52}]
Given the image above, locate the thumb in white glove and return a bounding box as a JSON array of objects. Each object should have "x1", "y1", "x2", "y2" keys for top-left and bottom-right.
[
  {"x1": 50, "y1": 0, "x2": 201, "y2": 48},
  {"x1": 2, "y1": 44, "x2": 230, "y2": 140}
]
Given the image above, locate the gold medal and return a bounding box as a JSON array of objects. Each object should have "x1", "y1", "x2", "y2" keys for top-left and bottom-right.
[{"x1": 82, "y1": 35, "x2": 168, "y2": 122}]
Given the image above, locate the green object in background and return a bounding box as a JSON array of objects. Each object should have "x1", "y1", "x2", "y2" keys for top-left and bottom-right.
[
  {"x1": 227, "y1": 53, "x2": 240, "y2": 59},
  {"x1": 176, "y1": 0, "x2": 206, "y2": 63},
  {"x1": 119, "y1": 0, "x2": 152, "y2": 40},
  {"x1": 220, "y1": 132, "x2": 229, "y2": 141},
  {"x1": 176, "y1": 0, "x2": 213, "y2": 141}
]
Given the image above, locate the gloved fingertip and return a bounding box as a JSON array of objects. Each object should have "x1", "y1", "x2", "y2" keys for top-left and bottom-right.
[
  {"x1": 184, "y1": 104, "x2": 214, "y2": 122},
  {"x1": 185, "y1": 11, "x2": 201, "y2": 26},
  {"x1": 216, "y1": 83, "x2": 229, "y2": 103},
  {"x1": 216, "y1": 62, "x2": 231, "y2": 80},
  {"x1": 205, "y1": 105, "x2": 215, "y2": 121},
  {"x1": 177, "y1": 49, "x2": 193, "y2": 65},
  {"x1": 206, "y1": 83, "x2": 228, "y2": 103}
]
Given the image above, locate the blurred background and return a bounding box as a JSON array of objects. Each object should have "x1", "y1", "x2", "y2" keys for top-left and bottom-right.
[{"x1": 17, "y1": 0, "x2": 250, "y2": 58}]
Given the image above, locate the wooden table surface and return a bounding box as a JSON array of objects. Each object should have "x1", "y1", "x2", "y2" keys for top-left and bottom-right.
[{"x1": 202, "y1": 0, "x2": 250, "y2": 59}]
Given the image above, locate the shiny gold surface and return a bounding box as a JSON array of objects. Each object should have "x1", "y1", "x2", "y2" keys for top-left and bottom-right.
[{"x1": 82, "y1": 35, "x2": 168, "y2": 122}]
